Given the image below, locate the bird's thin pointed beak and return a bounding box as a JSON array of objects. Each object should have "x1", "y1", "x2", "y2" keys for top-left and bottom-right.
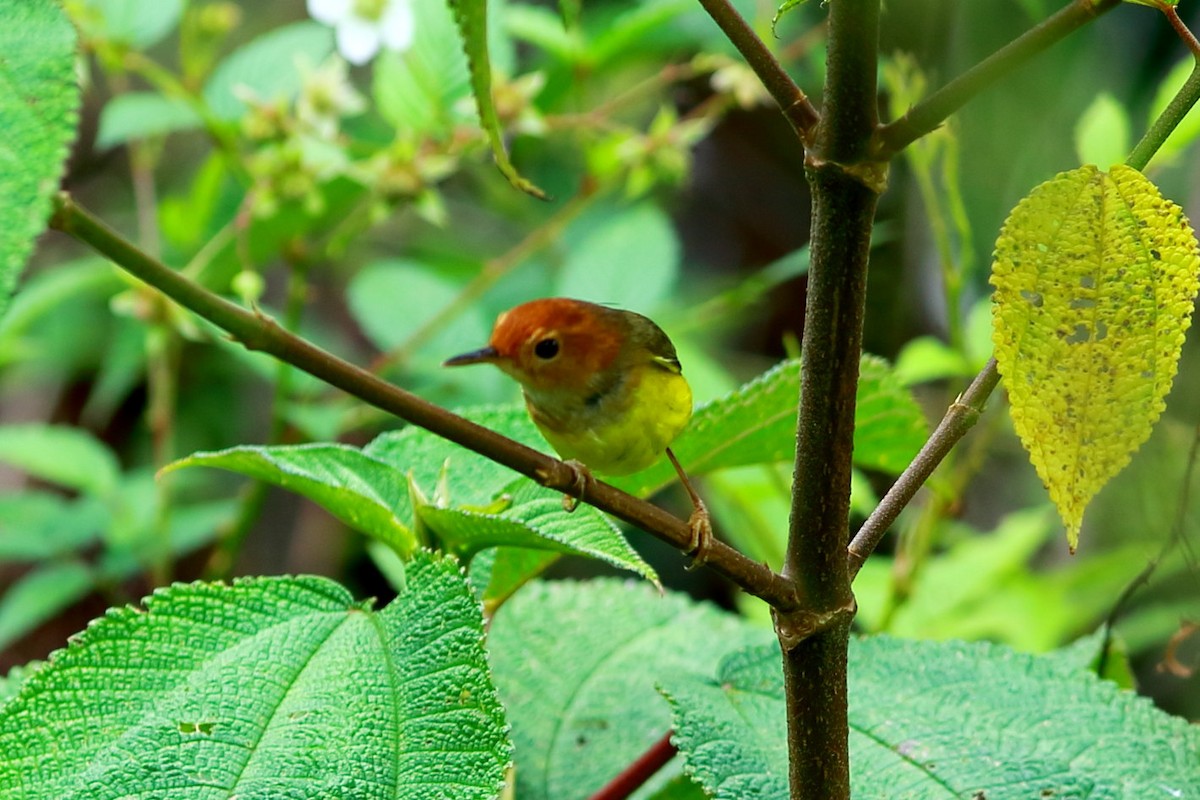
[{"x1": 443, "y1": 346, "x2": 501, "y2": 367}]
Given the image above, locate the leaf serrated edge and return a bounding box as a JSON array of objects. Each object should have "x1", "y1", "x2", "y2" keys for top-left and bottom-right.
[{"x1": 445, "y1": 0, "x2": 548, "y2": 199}]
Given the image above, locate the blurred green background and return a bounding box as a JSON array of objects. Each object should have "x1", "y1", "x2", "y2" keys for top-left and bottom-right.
[{"x1": 1, "y1": 0, "x2": 1197, "y2": 719}]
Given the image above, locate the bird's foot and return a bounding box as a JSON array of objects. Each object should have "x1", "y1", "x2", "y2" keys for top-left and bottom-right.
[
  {"x1": 665, "y1": 447, "x2": 715, "y2": 568},
  {"x1": 559, "y1": 459, "x2": 593, "y2": 513},
  {"x1": 684, "y1": 497, "x2": 714, "y2": 570}
]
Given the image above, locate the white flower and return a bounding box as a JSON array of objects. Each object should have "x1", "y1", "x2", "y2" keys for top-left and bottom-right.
[
  {"x1": 307, "y1": 0, "x2": 415, "y2": 66},
  {"x1": 296, "y1": 55, "x2": 367, "y2": 138}
]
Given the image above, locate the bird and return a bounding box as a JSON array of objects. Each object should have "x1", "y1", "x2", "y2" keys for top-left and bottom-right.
[{"x1": 444, "y1": 297, "x2": 713, "y2": 562}]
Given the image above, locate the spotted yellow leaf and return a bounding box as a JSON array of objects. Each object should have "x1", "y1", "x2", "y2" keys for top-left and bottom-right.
[{"x1": 991, "y1": 164, "x2": 1200, "y2": 550}]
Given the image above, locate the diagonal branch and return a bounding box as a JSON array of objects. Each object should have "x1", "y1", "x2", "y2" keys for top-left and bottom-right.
[
  {"x1": 847, "y1": 359, "x2": 1000, "y2": 578},
  {"x1": 695, "y1": 0, "x2": 820, "y2": 140},
  {"x1": 875, "y1": 0, "x2": 1121, "y2": 158},
  {"x1": 48, "y1": 192, "x2": 802, "y2": 612}
]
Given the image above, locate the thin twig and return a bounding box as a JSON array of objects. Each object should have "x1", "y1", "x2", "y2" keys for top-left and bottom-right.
[
  {"x1": 48, "y1": 192, "x2": 802, "y2": 612},
  {"x1": 587, "y1": 731, "x2": 678, "y2": 800},
  {"x1": 875, "y1": 0, "x2": 1122, "y2": 158},
  {"x1": 1126, "y1": 8, "x2": 1200, "y2": 172},
  {"x1": 1164, "y1": 3, "x2": 1200, "y2": 57},
  {"x1": 695, "y1": 0, "x2": 820, "y2": 140},
  {"x1": 1097, "y1": 421, "x2": 1200, "y2": 676},
  {"x1": 847, "y1": 359, "x2": 1000, "y2": 579}
]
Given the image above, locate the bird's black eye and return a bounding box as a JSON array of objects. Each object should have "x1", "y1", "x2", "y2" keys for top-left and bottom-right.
[{"x1": 534, "y1": 338, "x2": 560, "y2": 359}]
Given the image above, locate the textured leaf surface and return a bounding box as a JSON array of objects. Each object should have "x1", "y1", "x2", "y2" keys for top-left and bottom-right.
[
  {"x1": 418, "y1": 478, "x2": 658, "y2": 586},
  {"x1": 662, "y1": 636, "x2": 1200, "y2": 800},
  {"x1": 368, "y1": 418, "x2": 656, "y2": 584},
  {"x1": 0, "y1": 0, "x2": 78, "y2": 320},
  {"x1": 991, "y1": 165, "x2": 1200, "y2": 548},
  {"x1": 612, "y1": 356, "x2": 928, "y2": 497},
  {"x1": 0, "y1": 662, "x2": 41, "y2": 707},
  {"x1": 489, "y1": 579, "x2": 770, "y2": 800},
  {"x1": 164, "y1": 444, "x2": 417, "y2": 555},
  {"x1": 0, "y1": 555, "x2": 510, "y2": 799},
  {"x1": 446, "y1": 0, "x2": 546, "y2": 198}
]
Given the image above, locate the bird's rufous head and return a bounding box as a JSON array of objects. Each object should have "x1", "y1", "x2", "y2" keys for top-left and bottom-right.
[{"x1": 444, "y1": 298, "x2": 623, "y2": 393}]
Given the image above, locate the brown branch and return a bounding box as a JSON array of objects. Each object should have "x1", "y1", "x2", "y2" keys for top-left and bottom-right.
[
  {"x1": 847, "y1": 358, "x2": 1001, "y2": 578},
  {"x1": 777, "y1": 0, "x2": 882, "y2": 796},
  {"x1": 47, "y1": 191, "x2": 801, "y2": 612},
  {"x1": 875, "y1": 0, "x2": 1122, "y2": 158},
  {"x1": 695, "y1": 0, "x2": 820, "y2": 140}
]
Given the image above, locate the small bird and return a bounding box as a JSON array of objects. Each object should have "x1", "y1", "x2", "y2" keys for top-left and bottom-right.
[{"x1": 444, "y1": 297, "x2": 713, "y2": 562}]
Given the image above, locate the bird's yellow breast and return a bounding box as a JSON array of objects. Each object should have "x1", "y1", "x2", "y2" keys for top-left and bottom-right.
[{"x1": 527, "y1": 362, "x2": 693, "y2": 476}]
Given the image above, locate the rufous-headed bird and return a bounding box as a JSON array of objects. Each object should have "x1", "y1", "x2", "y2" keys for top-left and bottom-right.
[{"x1": 444, "y1": 297, "x2": 713, "y2": 561}]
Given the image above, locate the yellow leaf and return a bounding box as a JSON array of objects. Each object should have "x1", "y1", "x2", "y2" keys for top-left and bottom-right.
[{"x1": 990, "y1": 165, "x2": 1200, "y2": 550}]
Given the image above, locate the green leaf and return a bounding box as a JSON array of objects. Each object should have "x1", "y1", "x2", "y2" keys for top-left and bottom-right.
[
  {"x1": 96, "y1": 91, "x2": 203, "y2": 148},
  {"x1": 589, "y1": 0, "x2": 695, "y2": 67},
  {"x1": 0, "y1": 0, "x2": 79, "y2": 321},
  {"x1": 366, "y1": 415, "x2": 656, "y2": 586},
  {"x1": 466, "y1": 546, "x2": 558, "y2": 610},
  {"x1": 0, "y1": 561, "x2": 94, "y2": 653},
  {"x1": 82, "y1": 0, "x2": 184, "y2": 48},
  {"x1": 1049, "y1": 629, "x2": 1136, "y2": 689},
  {"x1": 503, "y1": 3, "x2": 582, "y2": 62},
  {"x1": 892, "y1": 335, "x2": 971, "y2": 385},
  {"x1": 0, "y1": 662, "x2": 41, "y2": 708},
  {"x1": 163, "y1": 444, "x2": 418, "y2": 556},
  {"x1": 0, "y1": 556, "x2": 511, "y2": 799},
  {"x1": 611, "y1": 356, "x2": 928, "y2": 497},
  {"x1": 853, "y1": 506, "x2": 1057, "y2": 638},
  {"x1": 662, "y1": 636, "x2": 1200, "y2": 800},
  {"x1": 418, "y1": 478, "x2": 658, "y2": 586},
  {"x1": 446, "y1": 0, "x2": 547, "y2": 198},
  {"x1": 990, "y1": 165, "x2": 1200, "y2": 549},
  {"x1": 203, "y1": 21, "x2": 334, "y2": 120},
  {"x1": 0, "y1": 258, "x2": 121, "y2": 366},
  {"x1": 346, "y1": 259, "x2": 489, "y2": 365},
  {"x1": 645, "y1": 775, "x2": 711, "y2": 800},
  {"x1": 772, "y1": 0, "x2": 809, "y2": 35},
  {"x1": 557, "y1": 203, "x2": 680, "y2": 313},
  {"x1": 372, "y1": 0, "x2": 472, "y2": 137},
  {"x1": 489, "y1": 579, "x2": 771, "y2": 800},
  {"x1": 0, "y1": 492, "x2": 107, "y2": 561},
  {"x1": 1074, "y1": 92, "x2": 1130, "y2": 169},
  {"x1": 0, "y1": 424, "x2": 120, "y2": 499},
  {"x1": 364, "y1": 408, "x2": 546, "y2": 508}
]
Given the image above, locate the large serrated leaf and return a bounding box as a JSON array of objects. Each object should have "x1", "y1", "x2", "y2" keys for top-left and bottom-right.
[
  {"x1": 662, "y1": 636, "x2": 1200, "y2": 800},
  {"x1": 0, "y1": 0, "x2": 79, "y2": 320},
  {"x1": 163, "y1": 443, "x2": 417, "y2": 555},
  {"x1": 0, "y1": 554, "x2": 510, "y2": 799},
  {"x1": 489, "y1": 579, "x2": 771, "y2": 800},
  {"x1": 990, "y1": 165, "x2": 1200, "y2": 549},
  {"x1": 611, "y1": 356, "x2": 928, "y2": 497},
  {"x1": 446, "y1": 0, "x2": 547, "y2": 198},
  {"x1": 418, "y1": 478, "x2": 658, "y2": 587}
]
